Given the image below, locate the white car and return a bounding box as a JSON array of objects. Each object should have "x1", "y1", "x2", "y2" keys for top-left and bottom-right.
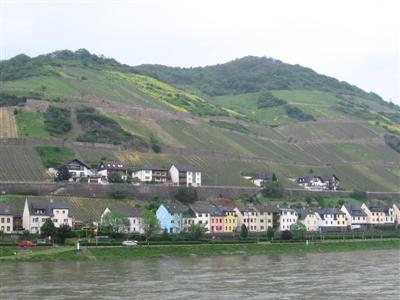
[{"x1": 122, "y1": 240, "x2": 138, "y2": 247}]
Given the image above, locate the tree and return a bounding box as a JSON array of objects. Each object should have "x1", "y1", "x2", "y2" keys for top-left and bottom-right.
[
  {"x1": 142, "y1": 209, "x2": 160, "y2": 246},
  {"x1": 338, "y1": 199, "x2": 346, "y2": 206},
  {"x1": 0, "y1": 230, "x2": 4, "y2": 240},
  {"x1": 111, "y1": 187, "x2": 126, "y2": 199},
  {"x1": 150, "y1": 134, "x2": 161, "y2": 153},
  {"x1": 240, "y1": 224, "x2": 248, "y2": 239},
  {"x1": 271, "y1": 173, "x2": 278, "y2": 182},
  {"x1": 349, "y1": 190, "x2": 367, "y2": 200},
  {"x1": 189, "y1": 224, "x2": 206, "y2": 240},
  {"x1": 161, "y1": 228, "x2": 170, "y2": 241},
  {"x1": 266, "y1": 227, "x2": 275, "y2": 240},
  {"x1": 108, "y1": 172, "x2": 123, "y2": 183},
  {"x1": 55, "y1": 225, "x2": 72, "y2": 244},
  {"x1": 56, "y1": 165, "x2": 71, "y2": 181},
  {"x1": 21, "y1": 230, "x2": 30, "y2": 240},
  {"x1": 291, "y1": 222, "x2": 307, "y2": 240},
  {"x1": 262, "y1": 181, "x2": 284, "y2": 198},
  {"x1": 41, "y1": 218, "x2": 55, "y2": 238},
  {"x1": 100, "y1": 211, "x2": 130, "y2": 234},
  {"x1": 175, "y1": 187, "x2": 198, "y2": 204}
]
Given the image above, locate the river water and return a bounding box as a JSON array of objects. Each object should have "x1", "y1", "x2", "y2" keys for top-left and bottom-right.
[{"x1": 0, "y1": 249, "x2": 399, "y2": 299}]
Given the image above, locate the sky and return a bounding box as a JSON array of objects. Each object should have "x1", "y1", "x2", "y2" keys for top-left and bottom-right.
[{"x1": 1, "y1": 0, "x2": 399, "y2": 103}]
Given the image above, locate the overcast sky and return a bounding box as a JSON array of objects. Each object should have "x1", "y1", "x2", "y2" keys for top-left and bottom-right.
[{"x1": 1, "y1": 0, "x2": 399, "y2": 103}]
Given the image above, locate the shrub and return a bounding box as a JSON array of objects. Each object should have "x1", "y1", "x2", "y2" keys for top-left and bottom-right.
[
  {"x1": 150, "y1": 134, "x2": 161, "y2": 153},
  {"x1": 111, "y1": 187, "x2": 126, "y2": 199},
  {"x1": 257, "y1": 91, "x2": 287, "y2": 108},
  {"x1": 262, "y1": 181, "x2": 284, "y2": 198},
  {"x1": 284, "y1": 105, "x2": 315, "y2": 121},
  {"x1": 350, "y1": 190, "x2": 368, "y2": 200},
  {"x1": 175, "y1": 187, "x2": 198, "y2": 204},
  {"x1": 44, "y1": 106, "x2": 72, "y2": 135}
]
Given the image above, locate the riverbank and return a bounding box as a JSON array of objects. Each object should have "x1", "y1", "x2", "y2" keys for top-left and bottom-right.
[{"x1": 1, "y1": 240, "x2": 399, "y2": 262}]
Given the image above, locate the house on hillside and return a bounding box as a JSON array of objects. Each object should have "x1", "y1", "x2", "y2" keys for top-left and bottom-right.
[
  {"x1": 279, "y1": 208, "x2": 298, "y2": 232},
  {"x1": 97, "y1": 161, "x2": 129, "y2": 182},
  {"x1": 361, "y1": 204, "x2": 395, "y2": 225},
  {"x1": 340, "y1": 204, "x2": 368, "y2": 229},
  {"x1": 393, "y1": 203, "x2": 400, "y2": 224},
  {"x1": 251, "y1": 172, "x2": 271, "y2": 187},
  {"x1": 253, "y1": 204, "x2": 280, "y2": 231},
  {"x1": 295, "y1": 174, "x2": 339, "y2": 191},
  {"x1": 296, "y1": 208, "x2": 321, "y2": 232},
  {"x1": 317, "y1": 208, "x2": 347, "y2": 231},
  {"x1": 132, "y1": 166, "x2": 169, "y2": 184},
  {"x1": 156, "y1": 204, "x2": 183, "y2": 234},
  {"x1": 169, "y1": 165, "x2": 201, "y2": 187},
  {"x1": 101, "y1": 207, "x2": 144, "y2": 233},
  {"x1": 22, "y1": 199, "x2": 73, "y2": 233},
  {"x1": 0, "y1": 203, "x2": 14, "y2": 234},
  {"x1": 60, "y1": 159, "x2": 94, "y2": 178}
]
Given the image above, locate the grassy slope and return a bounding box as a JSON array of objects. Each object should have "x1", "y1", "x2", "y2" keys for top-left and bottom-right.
[{"x1": 0, "y1": 61, "x2": 399, "y2": 191}]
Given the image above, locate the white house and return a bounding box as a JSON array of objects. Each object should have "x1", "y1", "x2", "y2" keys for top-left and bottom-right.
[
  {"x1": 393, "y1": 203, "x2": 400, "y2": 224},
  {"x1": 295, "y1": 174, "x2": 340, "y2": 191},
  {"x1": 101, "y1": 207, "x2": 144, "y2": 233},
  {"x1": 296, "y1": 208, "x2": 321, "y2": 232},
  {"x1": 132, "y1": 166, "x2": 169, "y2": 184},
  {"x1": 251, "y1": 172, "x2": 270, "y2": 187},
  {"x1": 317, "y1": 208, "x2": 347, "y2": 231},
  {"x1": 341, "y1": 204, "x2": 368, "y2": 229},
  {"x1": 48, "y1": 159, "x2": 94, "y2": 180},
  {"x1": 97, "y1": 161, "x2": 128, "y2": 181},
  {"x1": 0, "y1": 203, "x2": 14, "y2": 234},
  {"x1": 185, "y1": 205, "x2": 212, "y2": 232},
  {"x1": 279, "y1": 208, "x2": 298, "y2": 231},
  {"x1": 169, "y1": 165, "x2": 201, "y2": 187},
  {"x1": 361, "y1": 204, "x2": 395, "y2": 225},
  {"x1": 22, "y1": 199, "x2": 73, "y2": 234}
]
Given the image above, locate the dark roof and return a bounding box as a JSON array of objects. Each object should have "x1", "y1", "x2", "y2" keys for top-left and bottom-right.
[
  {"x1": 189, "y1": 205, "x2": 215, "y2": 214},
  {"x1": 252, "y1": 172, "x2": 271, "y2": 180},
  {"x1": 296, "y1": 208, "x2": 311, "y2": 220},
  {"x1": 27, "y1": 199, "x2": 73, "y2": 216},
  {"x1": 344, "y1": 204, "x2": 367, "y2": 217},
  {"x1": 163, "y1": 204, "x2": 183, "y2": 214},
  {"x1": 108, "y1": 207, "x2": 143, "y2": 218},
  {"x1": 0, "y1": 203, "x2": 14, "y2": 215},
  {"x1": 60, "y1": 159, "x2": 91, "y2": 170},
  {"x1": 317, "y1": 208, "x2": 344, "y2": 219},
  {"x1": 132, "y1": 165, "x2": 169, "y2": 172},
  {"x1": 253, "y1": 204, "x2": 280, "y2": 213},
  {"x1": 368, "y1": 206, "x2": 390, "y2": 213},
  {"x1": 209, "y1": 206, "x2": 224, "y2": 216},
  {"x1": 172, "y1": 164, "x2": 200, "y2": 172},
  {"x1": 295, "y1": 174, "x2": 339, "y2": 183},
  {"x1": 98, "y1": 161, "x2": 128, "y2": 171}
]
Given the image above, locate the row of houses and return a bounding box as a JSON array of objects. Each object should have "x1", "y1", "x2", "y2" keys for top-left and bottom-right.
[
  {"x1": 2, "y1": 199, "x2": 399, "y2": 235},
  {"x1": 51, "y1": 159, "x2": 202, "y2": 187}
]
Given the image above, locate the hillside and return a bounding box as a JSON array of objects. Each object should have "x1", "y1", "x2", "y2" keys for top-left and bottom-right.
[{"x1": 0, "y1": 49, "x2": 399, "y2": 192}]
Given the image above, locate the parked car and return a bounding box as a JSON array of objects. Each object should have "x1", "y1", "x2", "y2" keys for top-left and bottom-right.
[
  {"x1": 17, "y1": 241, "x2": 37, "y2": 248},
  {"x1": 122, "y1": 240, "x2": 138, "y2": 247}
]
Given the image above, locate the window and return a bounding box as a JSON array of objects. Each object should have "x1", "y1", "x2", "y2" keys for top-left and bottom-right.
[
  {"x1": 6, "y1": 218, "x2": 10, "y2": 223},
  {"x1": 53, "y1": 219, "x2": 58, "y2": 223},
  {"x1": 0, "y1": 218, "x2": 3, "y2": 223},
  {"x1": 33, "y1": 217, "x2": 39, "y2": 222},
  {"x1": 171, "y1": 220, "x2": 174, "y2": 224},
  {"x1": 6, "y1": 226, "x2": 10, "y2": 232},
  {"x1": 64, "y1": 219, "x2": 68, "y2": 224}
]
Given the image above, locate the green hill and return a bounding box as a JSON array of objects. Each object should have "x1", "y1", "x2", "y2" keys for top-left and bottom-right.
[{"x1": 0, "y1": 49, "x2": 399, "y2": 192}]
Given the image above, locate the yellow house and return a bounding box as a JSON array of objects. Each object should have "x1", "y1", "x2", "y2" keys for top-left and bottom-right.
[{"x1": 222, "y1": 208, "x2": 238, "y2": 233}]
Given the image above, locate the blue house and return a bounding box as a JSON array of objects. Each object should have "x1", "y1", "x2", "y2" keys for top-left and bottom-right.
[{"x1": 156, "y1": 204, "x2": 183, "y2": 233}]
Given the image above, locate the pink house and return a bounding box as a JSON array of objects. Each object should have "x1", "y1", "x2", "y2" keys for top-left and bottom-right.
[{"x1": 210, "y1": 206, "x2": 224, "y2": 234}]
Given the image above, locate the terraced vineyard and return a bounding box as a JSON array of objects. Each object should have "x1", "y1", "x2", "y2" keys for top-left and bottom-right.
[
  {"x1": 0, "y1": 108, "x2": 18, "y2": 138},
  {"x1": 0, "y1": 146, "x2": 46, "y2": 181}
]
